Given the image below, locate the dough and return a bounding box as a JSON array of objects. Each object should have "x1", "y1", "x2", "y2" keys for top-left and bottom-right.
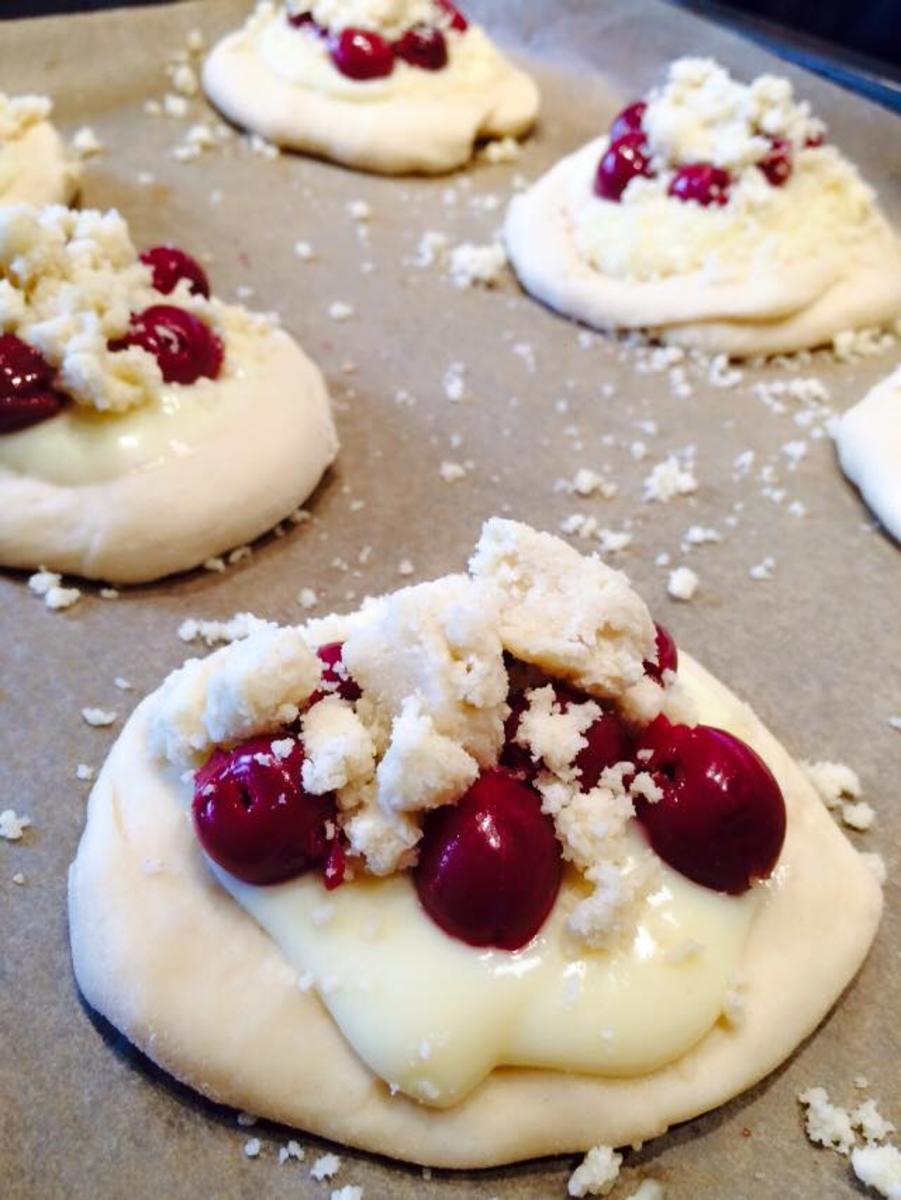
[
  {"x1": 0, "y1": 328, "x2": 338, "y2": 583},
  {"x1": 68, "y1": 653, "x2": 882, "y2": 1167},
  {"x1": 836, "y1": 364, "x2": 901, "y2": 542},
  {"x1": 203, "y1": 3, "x2": 538, "y2": 175},
  {"x1": 505, "y1": 61, "x2": 901, "y2": 357},
  {"x1": 0, "y1": 95, "x2": 79, "y2": 206}
]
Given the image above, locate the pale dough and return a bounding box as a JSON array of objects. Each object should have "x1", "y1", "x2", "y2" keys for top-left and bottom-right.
[
  {"x1": 0, "y1": 329, "x2": 338, "y2": 583},
  {"x1": 504, "y1": 139, "x2": 901, "y2": 358},
  {"x1": 836, "y1": 364, "x2": 901, "y2": 542},
  {"x1": 202, "y1": 19, "x2": 538, "y2": 175},
  {"x1": 68, "y1": 653, "x2": 882, "y2": 1167},
  {"x1": 0, "y1": 120, "x2": 79, "y2": 206}
]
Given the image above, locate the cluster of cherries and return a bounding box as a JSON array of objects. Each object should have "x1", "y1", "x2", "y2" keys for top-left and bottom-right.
[
  {"x1": 287, "y1": 0, "x2": 467, "y2": 82},
  {"x1": 192, "y1": 624, "x2": 787, "y2": 953},
  {"x1": 595, "y1": 99, "x2": 813, "y2": 206},
  {"x1": 0, "y1": 246, "x2": 221, "y2": 435}
]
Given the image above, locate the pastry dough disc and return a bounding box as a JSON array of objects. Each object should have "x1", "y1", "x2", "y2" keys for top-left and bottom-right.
[
  {"x1": 68, "y1": 653, "x2": 882, "y2": 1167},
  {"x1": 0, "y1": 330, "x2": 338, "y2": 584},
  {"x1": 203, "y1": 30, "x2": 538, "y2": 176},
  {"x1": 0, "y1": 120, "x2": 79, "y2": 206}
]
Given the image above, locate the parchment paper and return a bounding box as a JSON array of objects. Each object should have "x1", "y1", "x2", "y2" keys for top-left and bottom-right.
[{"x1": 1, "y1": 2, "x2": 899, "y2": 1197}]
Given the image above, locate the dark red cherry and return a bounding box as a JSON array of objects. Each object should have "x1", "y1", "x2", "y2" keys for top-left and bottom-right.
[
  {"x1": 668, "y1": 162, "x2": 731, "y2": 206},
  {"x1": 110, "y1": 304, "x2": 223, "y2": 385},
  {"x1": 323, "y1": 838, "x2": 347, "y2": 890},
  {"x1": 574, "y1": 710, "x2": 634, "y2": 788},
  {"x1": 633, "y1": 717, "x2": 786, "y2": 894},
  {"x1": 436, "y1": 0, "x2": 468, "y2": 31},
  {"x1": 415, "y1": 770, "x2": 563, "y2": 951},
  {"x1": 311, "y1": 642, "x2": 362, "y2": 704},
  {"x1": 395, "y1": 25, "x2": 448, "y2": 70},
  {"x1": 329, "y1": 27, "x2": 395, "y2": 79},
  {"x1": 609, "y1": 100, "x2": 646, "y2": 145},
  {"x1": 0, "y1": 334, "x2": 67, "y2": 433},
  {"x1": 594, "y1": 131, "x2": 653, "y2": 202},
  {"x1": 644, "y1": 622, "x2": 678, "y2": 683},
  {"x1": 141, "y1": 245, "x2": 211, "y2": 298},
  {"x1": 804, "y1": 132, "x2": 824, "y2": 149},
  {"x1": 287, "y1": 8, "x2": 315, "y2": 27},
  {"x1": 192, "y1": 735, "x2": 336, "y2": 885},
  {"x1": 758, "y1": 138, "x2": 792, "y2": 187},
  {"x1": 500, "y1": 690, "x2": 535, "y2": 776}
]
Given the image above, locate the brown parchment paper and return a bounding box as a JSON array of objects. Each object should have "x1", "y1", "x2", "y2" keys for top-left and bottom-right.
[{"x1": 1, "y1": 2, "x2": 900, "y2": 1197}]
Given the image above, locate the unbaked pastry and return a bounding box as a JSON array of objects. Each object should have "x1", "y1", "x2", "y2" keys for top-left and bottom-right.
[
  {"x1": 0, "y1": 205, "x2": 337, "y2": 583},
  {"x1": 836, "y1": 364, "x2": 901, "y2": 542},
  {"x1": 505, "y1": 58, "x2": 901, "y2": 358},
  {"x1": 202, "y1": 0, "x2": 539, "y2": 174},
  {"x1": 69, "y1": 519, "x2": 882, "y2": 1167},
  {"x1": 0, "y1": 92, "x2": 79, "y2": 206}
]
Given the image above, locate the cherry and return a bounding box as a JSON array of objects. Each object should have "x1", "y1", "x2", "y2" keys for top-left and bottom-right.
[
  {"x1": 436, "y1": 0, "x2": 468, "y2": 31},
  {"x1": 110, "y1": 304, "x2": 223, "y2": 385},
  {"x1": 141, "y1": 245, "x2": 211, "y2": 298},
  {"x1": 0, "y1": 334, "x2": 67, "y2": 434},
  {"x1": 644, "y1": 622, "x2": 678, "y2": 683},
  {"x1": 415, "y1": 769, "x2": 563, "y2": 951},
  {"x1": 311, "y1": 642, "x2": 362, "y2": 704},
  {"x1": 395, "y1": 25, "x2": 448, "y2": 70},
  {"x1": 608, "y1": 100, "x2": 646, "y2": 145},
  {"x1": 499, "y1": 690, "x2": 535, "y2": 776},
  {"x1": 758, "y1": 138, "x2": 792, "y2": 187},
  {"x1": 594, "y1": 131, "x2": 653, "y2": 202},
  {"x1": 574, "y1": 710, "x2": 633, "y2": 788},
  {"x1": 804, "y1": 133, "x2": 824, "y2": 149},
  {"x1": 668, "y1": 162, "x2": 731, "y2": 206},
  {"x1": 329, "y1": 27, "x2": 395, "y2": 80},
  {"x1": 633, "y1": 717, "x2": 786, "y2": 895},
  {"x1": 287, "y1": 9, "x2": 317, "y2": 27},
  {"x1": 192, "y1": 735, "x2": 336, "y2": 886}
]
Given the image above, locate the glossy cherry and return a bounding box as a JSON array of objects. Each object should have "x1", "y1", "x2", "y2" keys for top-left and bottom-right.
[
  {"x1": 594, "y1": 131, "x2": 653, "y2": 202},
  {"x1": 608, "y1": 100, "x2": 646, "y2": 145},
  {"x1": 436, "y1": 0, "x2": 468, "y2": 31},
  {"x1": 644, "y1": 622, "x2": 678, "y2": 683},
  {"x1": 415, "y1": 769, "x2": 563, "y2": 951},
  {"x1": 110, "y1": 304, "x2": 224, "y2": 385},
  {"x1": 329, "y1": 27, "x2": 395, "y2": 79},
  {"x1": 193, "y1": 735, "x2": 336, "y2": 885},
  {"x1": 141, "y1": 245, "x2": 211, "y2": 298},
  {"x1": 757, "y1": 138, "x2": 792, "y2": 187},
  {"x1": 395, "y1": 24, "x2": 448, "y2": 70},
  {"x1": 0, "y1": 334, "x2": 66, "y2": 434},
  {"x1": 574, "y1": 709, "x2": 633, "y2": 788},
  {"x1": 312, "y1": 641, "x2": 362, "y2": 704},
  {"x1": 668, "y1": 162, "x2": 731, "y2": 206},
  {"x1": 633, "y1": 717, "x2": 786, "y2": 894}
]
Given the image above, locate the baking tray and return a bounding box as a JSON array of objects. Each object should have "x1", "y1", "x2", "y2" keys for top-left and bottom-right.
[{"x1": 1, "y1": 1, "x2": 899, "y2": 1196}]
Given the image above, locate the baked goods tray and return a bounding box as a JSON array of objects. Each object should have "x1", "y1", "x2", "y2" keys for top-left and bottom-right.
[{"x1": 2, "y1": 1, "x2": 899, "y2": 1197}]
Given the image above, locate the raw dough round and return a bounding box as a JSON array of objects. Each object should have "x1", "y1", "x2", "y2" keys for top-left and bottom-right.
[
  {"x1": 836, "y1": 364, "x2": 901, "y2": 542},
  {"x1": 505, "y1": 138, "x2": 901, "y2": 358},
  {"x1": 203, "y1": 13, "x2": 538, "y2": 175},
  {"x1": 68, "y1": 653, "x2": 882, "y2": 1167},
  {"x1": 0, "y1": 120, "x2": 79, "y2": 206},
  {"x1": 0, "y1": 328, "x2": 338, "y2": 583}
]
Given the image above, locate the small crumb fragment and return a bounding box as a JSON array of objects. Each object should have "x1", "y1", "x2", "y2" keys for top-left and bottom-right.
[
  {"x1": 294, "y1": 240, "x2": 314, "y2": 260},
  {"x1": 624, "y1": 1183, "x2": 665, "y2": 1200},
  {"x1": 297, "y1": 587, "x2": 318, "y2": 609},
  {"x1": 331, "y1": 1188, "x2": 363, "y2": 1200},
  {"x1": 72, "y1": 126, "x2": 102, "y2": 158},
  {"x1": 0, "y1": 810, "x2": 31, "y2": 841},
  {"x1": 28, "y1": 569, "x2": 81, "y2": 611},
  {"x1": 801, "y1": 761, "x2": 862, "y2": 809},
  {"x1": 851, "y1": 1143, "x2": 901, "y2": 1199},
  {"x1": 310, "y1": 1153, "x2": 342, "y2": 1182},
  {"x1": 841, "y1": 801, "x2": 875, "y2": 832},
  {"x1": 75, "y1": 764, "x2": 95, "y2": 782},
  {"x1": 81, "y1": 707, "x2": 117, "y2": 728},
  {"x1": 439, "y1": 460, "x2": 467, "y2": 483},
  {"x1": 114, "y1": 677, "x2": 133, "y2": 691},
  {"x1": 100, "y1": 587, "x2": 119, "y2": 600},
  {"x1": 397, "y1": 559, "x2": 414, "y2": 576},
  {"x1": 643, "y1": 457, "x2": 698, "y2": 503},
  {"x1": 448, "y1": 241, "x2": 507, "y2": 289},
  {"x1": 346, "y1": 199, "x2": 372, "y2": 221},
  {"x1": 243, "y1": 1137, "x2": 261, "y2": 1158},
  {"x1": 568, "y1": 1144, "x2": 622, "y2": 1197},
  {"x1": 668, "y1": 566, "x2": 699, "y2": 602},
  {"x1": 278, "y1": 1139, "x2": 305, "y2": 1164},
  {"x1": 749, "y1": 557, "x2": 776, "y2": 581},
  {"x1": 328, "y1": 301, "x2": 354, "y2": 321},
  {"x1": 798, "y1": 1086, "x2": 856, "y2": 1154},
  {"x1": 478, "y1": 135, "x2": 521, "y2": 163},
  {"x1": 12, "y1": 872, "x2": 26, "y2": 886},
  {"x1": 236, "y1": 1111, "x2": 258, "y2": 1127}
]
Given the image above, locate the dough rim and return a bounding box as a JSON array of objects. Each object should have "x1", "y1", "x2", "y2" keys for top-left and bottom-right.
[
  {"x1": 68, "y1": 653, "x2": 882, "y2": 1167},
  {"x1": 504, "y1": 139, "x2": 901, "y2": 358},
  {"x1": 202, "y1": 29, "x2": 539, "y2": 175},
  {"x1": 0, "y1": 330, "x2": 338, "y2": 583}
]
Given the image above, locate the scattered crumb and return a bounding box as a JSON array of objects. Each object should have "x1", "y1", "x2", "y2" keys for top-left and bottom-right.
[
  {"x1": 278, "y1": 1139, "x2": 305, "y2": 1164},
  {"x1": 178, "y1": 613, "x2": 270, "y2": 646},
  {"x1": 99, "y1": 587, "x2": 119, "y2": 600},
  {"x1": 478, "y1": 135, "x2": 521, "y2": 163},
  {"x1": 448, "y1": 241, "x2": 507, "y2": 288},
  {"x1": 331, "y1": 1188, "x2": 363, "y2": 1200},
  {"x1": 801, "y1": 761, "x2": 861, "y2": 809},
  {"x1": 28, "y1": 569, "x2": 81, "y2": 611},
  {"x1": 841, "y1": 801, "x2": 876, "y2": 832},
  {"x1": 236, "y1": 1111, "x2": 258, "y2": 1127},
  {"x1": 297, "y1": 587, "x2": 318, "y2": 609},
  {"x1": 568, "y1": 1144, "x2": 622, "y2": 1197},
  {"x1": 75, "y1": 764, "x2": 95, "y2": 782},
  {"x1": 749, "y1": 557, "x2": 776, "y2": 581},
  {"x1": 243, "y1": 1137, "x2": 261, "y2": 1158},
  {"x1": 624, "y1": 1183, "x2": 665, "y2": 1200},
  {"x1": 310, "y1": 1153, "x2": 342, "y2": 1182},
  {"x1": 328, "y1": 301, "x2": 354, "y2": 321},
  {"x1": 439, "y1": 460, "x2": 468, "y2": 483},
  {"x1": 0, "y1": 810, "x2": 31, "y2": 841},
  {"x1": 81, "y1": 707, "x2": 117, "y2": 728},
  {"x1": 668, "y1": 566, "x2": 699, "y2": 602},
  {"x1": 114, "y1": 677, "x2": 133, "y2": 691},
  {"x1": 643, "y1": 456, "x2": 698, "y2": 503},
  {"x1": 72, "y1": 126, "x2": 102, "y2": 158},
  {"x1": 397, "y1": 559, "x2": 415, "y2": 576},
  {"x1": 851, "y1": 1143, "x2": 901, "y2": 1198},
  {"x1": 12, "y1": 872, "x2": 26, "y2": 886},
  {"x1": 798, "y1": 1087, "x2": 856, "y2": 1154},
  {"x1": 346, "y1": 199, "x2": 372, "y2": 222},
  {"x1": 294, "y1": 240, "x2": 314, "y2": 260}
]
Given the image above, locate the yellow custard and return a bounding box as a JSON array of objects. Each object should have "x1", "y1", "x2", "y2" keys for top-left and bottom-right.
[{"x1": 214, "y1": 831, "x2": 756, "y2": 1107}]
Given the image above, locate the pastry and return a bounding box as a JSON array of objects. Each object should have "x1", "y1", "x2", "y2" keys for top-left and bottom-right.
[
  {"x1": 0, "y1": 205, "x2": 337, "y2": 583},
  {"x1": 69, "y1": 518, "x2": 882, "y2": 1166},
  {"x1": 202, "y1": 0, "x2": 539, "y2": 174},
  {"x1": 0, "y1": 92, "x2": 79, "y2": 206},
  {"x1": 836, "y1": 364, "x2": 901, "y2": 542},
  {"x1": 505, "y1": 58, "x2": 901, "y2": 357}
]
